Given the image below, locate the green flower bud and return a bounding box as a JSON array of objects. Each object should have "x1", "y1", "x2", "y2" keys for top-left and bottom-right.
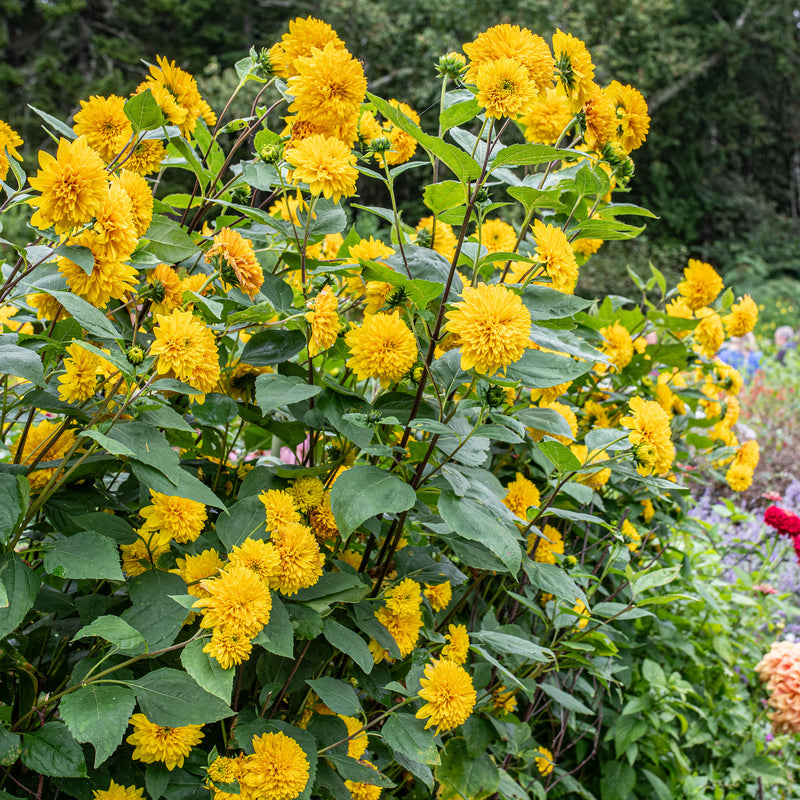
[{"x1": 127, "y1": 345, "x2": 145, "y2": 366}]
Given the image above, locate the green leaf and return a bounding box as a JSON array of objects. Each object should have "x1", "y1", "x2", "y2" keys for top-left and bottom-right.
[
  {"x1": 330, "y1": 465, "x2": 416, "y2": 537},
  {"x1": 520, "y1": 285, "x2": 592, "y2": 320},
  {"x1": 523, "y1": 562, "x2": 586, "y2": 604},
  {"x1": 572, "y1": 218, "x2": 646, "y2": 241},
  {"x1": 121, "y1": 571, "x2": 188, "y2": 652},
  {"x1": 438, "y1": 490, "x2": 521, "y2": 574},
  {"x1": 538, "y1": 441, "x2": 582, "y2": 473},
  {"x1": 585, "y1": 428, "x2": 628, "y2": 452},
  {"x1": 75, "y1": 615, "x2": 146, "y2": 655},
  {"x1": 439, "y1": 98, "x2": 481, "y2": 132},
  {"x1": 360, "y1": 260, "x2": 444, "y2": 309},
  {"x1": 506, "y1": 185, "x2": 562, "y2": 214},
  {"x1": 241, "y1": 329, "x2": 307, "y2": 367},
  {"x1": 28, "y1": 105, "x2": 76, "y2": 140},
  {"x1": 143, "y1": 216, "x2": 198, "y2": 263},
  {"x1": 292, "y1": 573, "x2": 369, "y2": 606},
  {"x1": 44, "y1": 531, "x2": 123, "y2": 580},
  {"x1": 491, "y1": 143, "x2": 574, "y2": 169},
  {"x1": 0, "y1": 475, "x2": 28, "y2": 545},
  {"x1": 255, "y1": 373, "x2": 323, "y2": 412},
  {"x1": 216, "y1": 495, "x2": 266, "y2": 552},
  {"x1": 252, "y1": 595, "x2": 294, "y2": 657},
  {"x1": 124, "y1": 89, "x2": 167, "y2": 132},
  {"x1": 129, "y1": 668, "x2": 233, "y2": 726},
  {"x1": 423, "y1": 181, "x2": 467, "y2": 214},
  {"x1": 47, "y1": 290, "x2": 122, "y2": 340},
  {"x1": 369, "y1": 94, "x2": 480, "y2": 182},
  {"x1": 0, "y1": 554, "x2": 39, "y2": 639},
  {"x1": 131, "y1": 461, "x2": 225, "y2": 509},
  {"x1": 537, "y1": 682, "x2": 593, "y2": 714},
  {"x1": 21, "y1": 722, "x2": 86, "y2": 778},
  {"x1": 631, "y1": 566, "x2": 680, "y2": 596},
  {"x1": 436, "y1": 738, "x2": 499, "y2": 800},
  {"x1": 306, "y1": 678, "x2": 361, "y2": 717},
  {"x1": 78, "y1": 430, "x2": 136, "y2": 458},
  {"x1": 180, "y1": 638, "x2": 234, "y2": 702},
  {"x1": 600, "y1": 760, "x2": 636, "y2": 800},
  {"x1": 191, "y1": 393, "x2": 238, "y2": 426},
  {"x1": 0, "y1": 344, "x2": 45, "y2": 387},
  {"x1": 473, "y1": 631, "x2": 552, "y2": 663},
  {"x1": 323, "y1": 618, "x2": 373, "y2": 675},
  {"x1": 381, "y1": 713, "x2": 440, "y2": 765},
  {"x1": 60, "y1": 684, "x2": 136, "y2": 768},
  {"x1": 327, "y1": 755, "x2": 394, "y2": 787},
  {"x1": 506, "y1": 349, "x2": 593, "y2": 389},
  {"x1": 53, "y1": 244, "x2": 94, "y2": 275}
]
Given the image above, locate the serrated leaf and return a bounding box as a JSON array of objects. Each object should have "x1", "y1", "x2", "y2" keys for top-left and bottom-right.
[
  {"x1": 21, "y1": 722, "x2": 85, "y2": 778},
  {"x1": 0, "y1": 553, "x2": 39, "y2": 639},
  {"x1": 60, "y1": 684, "x2": 136, "y2": 767},
  {"x1": 306, "y1": 677, "x2": 361, "y2": 717},
  {"x1": 381, "y1": 713, "x2": 440, "y2": 765},
  {"x1": 180, "y1": 638, "x2": 234, "y2": 702},
  {"x1": 0, "y1": 345, "x2": 45, "y2": 387},
  {"x1": 44, "y1": 531, "x2": 123, "y2": 580},
  {"x1": 46, "y1": 290, "x2": 122, "y2": 340},
  {"x1": 323, "y1": 618, "x2": 373, "y2": 674},
  {"x1": 143, "y1": 216, "x2": 197, "y2": 263},
  {"x1": 75, "y1": 615, "x2": 146, "y2": 654},
  {"x1": 255, "y1": 373, "x2": 323, "y2": 412},
  {"x1": 124, "y1": 89, "x2": 167, "y2": 132}
]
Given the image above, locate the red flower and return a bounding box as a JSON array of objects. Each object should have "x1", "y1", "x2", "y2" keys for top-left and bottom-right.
[{"x1": 765, "y1": 506, "x2": 800, "y2": 537}]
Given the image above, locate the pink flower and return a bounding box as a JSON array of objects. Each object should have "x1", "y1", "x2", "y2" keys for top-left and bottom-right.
[{"x1": 753, "y1": 583, "x2": 778, "y2": 595}]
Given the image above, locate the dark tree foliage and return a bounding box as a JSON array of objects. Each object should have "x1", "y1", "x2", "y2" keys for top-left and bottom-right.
[{"x1": 2, "y1": 0, "x2": 799, "y2": 286}]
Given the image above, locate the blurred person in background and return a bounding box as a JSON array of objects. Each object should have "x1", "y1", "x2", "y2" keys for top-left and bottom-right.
[{"x1": 775, "y1": 325, "x2": 796, "y2": 364}]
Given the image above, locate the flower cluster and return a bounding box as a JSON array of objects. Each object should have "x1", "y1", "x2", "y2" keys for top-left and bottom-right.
[{"x1": 755, "y1": 641, "x2": 800, "y2": 734}]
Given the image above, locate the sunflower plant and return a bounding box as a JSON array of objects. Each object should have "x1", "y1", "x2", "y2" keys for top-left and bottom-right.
[{"x1": 0, "y1": 16, "x2": 771, "y2": 800}]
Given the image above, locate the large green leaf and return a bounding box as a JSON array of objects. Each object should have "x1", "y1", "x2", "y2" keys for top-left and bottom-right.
[
  {"x1": 180, "y1": 638, "x2": 234, "y2": 702},
  {"x1": 0, "y1": 554, "x2": 39, "y2": 639},
  {"x1": 506, "y1": 348, "x2": 594, "y2": 389},
  {"x1": 381, "y1": 713, "x2": 440, "y2": 765},
  {"x1": 306, "y1": 677, "x2": 361, "y2": 717},
  {"x1": 74, "y1": 615, "x2": 146, "y2": 654},
  {"x1": 0, "y1": 344, "x2": 45, "y2": 387},
  {"x1": 216, "y1": 495, "x2": 266, "y2": 552},
  {"x1": 44, "y1": 531, "x2": 123, "y2": 580},
  {"x1": 252, "y1": 594, "x2": 294, "y2": 657},
  {"x1": 438, "y1": 490, "x2": 521, "y2": 574},
  {"x1": 255, "y1": 373, "x2": 323, "y2": 413},
  {"x1": 21, "y1": 722, "x2": 86, "y2": 778},
  {"x1": 330, "y1": 465, "x2": 416, "y2": 537},
  {"x1": 241, "y1": 329, "x2": 306, "y2": 366},
  {"x1": 436, "y1": 738, "x2": 499, "y2": 800},
  {"x1": 520, "y1": 285, "x2": 592, "y2": 320},
  {"x1": 143, "y1": 216, "x2": 198, "y2": 263},
  {"x1": 59, "y1": 684, "x2": 136, "y2": 767},
  {"x1": 323, "y1": 618, "x2": 373, "y2": 674},
  {"x1": 48, "y1": 290, "x2": 122, "y2": 340},
  {"x1": 124, "y1": 89, "x2": 167, "y2": 132},
  {"x1": 128, "y1": 667, "x2": 233, "y2": 726},
  {"x1": 473, "y1": 631, "x2": 552, "y2": 663},
  {"x1": 490, "y1": 142, "x2": 574, "y2": 169},
  {"x1": 0, "y1": 475, "x2": 28, "y2": 546},
  {"x1": 121, "y1": 571, "x2": 188, "y2": 652}
]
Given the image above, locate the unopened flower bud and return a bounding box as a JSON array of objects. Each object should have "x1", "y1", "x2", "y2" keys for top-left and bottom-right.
[
  {"x1": 436, "y1": 52, "x2": 467, "y2": 80},
  {"x1": 126, "y1": 345, "x2": 145, "y2": 365},
  {"x1": 259, "y1": 143, "x2": 282, "y2": 164},
  {"x1": 369, "y1": 136, "x2": 392, "y2": 154}
]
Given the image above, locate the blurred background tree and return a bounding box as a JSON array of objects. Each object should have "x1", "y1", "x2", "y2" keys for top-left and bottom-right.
[{"x1": 2, "y1": 0, "x2": 799, "y2": 317}]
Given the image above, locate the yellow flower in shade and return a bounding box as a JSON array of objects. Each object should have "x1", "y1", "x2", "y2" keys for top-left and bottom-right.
[
  {"x1": 599, "y1": 321, "x2": 634, "y2": 371},
  {"x1": 228, "y1": 537, "x2": 280, "y2": 584},
  {"x1": 138, "y1": 56, "x2": 209, "y2": 137},
  {"x1": 642, "y1": 498, "x2": 655, "y2": 522},
  {"x1": 375, "y1": 605, "x2": 423, "y2": 659},
  {"x1": 502, "y1": 473, "x2": 540, "y2": 519},
  {"x1": 582, "y1": 85, "x2": 617, "y2": 150},
  {"x1": 573, "y1": 236, "x2": 602, "y2": 258},
  {"x1": 677, "y1": 259, "x2": 724, "y2": 310},
  {"x1": 571, "y1": 598, "x2": 590, "y2": 629},
  {"x1": 140, "y1": 490, "x2": 207, "y2": 543},
  {"x1": 58, "y1": 342, "x2": 105, "y2": 403},
  {"x1": 442, "y1": 624, "x2": 470, "y2": 665},
  {"x1": 308, "y1": 493, "x2": 339, "y2": 541},
  {"x1": 259, "y1": 489, "x2": 302, "y2": 531},
  {"x1": 723, "y1": 295, "x2": 758, "y2": 337},
  {"x1": 289, "y1": 476, "x2": 325, "y2": 512},
  {"x1": 271, "y1": 16, "x2": 345, "y2": 79},
  {"x1": 475, "y1": 57, "x2": 537, "y2": 119},
  {"x1": 150, "y1": 309, "x2": 220, "y2": 393},
  {"x1": 493, "y1": 686, "x2": 517, "y2": 714},
  {"x1": 345, "y1": 311, "x2": 417, "y2": 386},
  {"x1": 270, "y1": 522, "x2": 324, "y2": 596},
  {"x1": 606, "y1": 81, "x2": 650, "y2": 153},
  {"x1": 553, "y1": 30, "x2": 595, "y2": 110},
  {"x1": 620, "y1": 519, "x2": 642, "y2": 552},
  {"x1": 148, "y1": 263, "x2": 184, "y2": 315},
  {"x1": 621, "y1": 396, "x2": 675, "y2": 476},
  {"x1": 29, "y1": 136, "x2": 108, "y2": 233},
  {"x1": 287, "y1": 42, "x2": 367, "y2": 127},
  {"x1": 58, "y1": 256, "x2": 138, "y2": 309},
  {"x1": 530, "y1": 381, "x2": 572, "y2": 405},
  {"x1": 91, "y1": 779, "x2": 145, "y2": 800},
  {"x1": 306, "y1": 231, "x2": 344, "y2": 261},
  {"x1": 571, "y1": 444, "x2": 611, "y2": 488},
  {"x1": 535, "y1": 747, "x2": 555, "y2": 776},
  {"x1": 0, "y1": 305, "x2": 32, "y2": 334},
  {"x1": 123, "y1": 139, "x2": 167, "y2": 176},
  {"x1": 120, "y1": 531, "x2": 171, "y2": 577},
  {"x1": 193, "y1": 566, "x2": 273, "y2": 637},
  {"x1": 306, "y1": 285, "x2": 340, "y2": 357},
  {"x1": 0, "y1": 120, "x2": 23, "y2": 181},
  {"x1": 415, "y1": 658, "x2": 477, "y2": 733},
  {"x1": 385, "y1": 578, "x2": 422, "y2": 617},
  {"x1": 362, "y1": 282, "x2": 392, "y2": 314},
  {"x1": 424, "y1": 581, "x2": 452, "y2": 612},
  {"x1": 207, "y1": 228, "x2": 264, "y2": 299},
  {"x1": 528, "y1": 524, "x2": 564, "y2": 564},
  {"x1": 82, "y1": 181, "x2": 138, "y2": 262},
  {"x1": 478, "y1": 219, "x2": 517, "y2": 254},
  {"x1": 116, "y1": 170, "x2": 153, "y2": 237},
  {"x1": 241, "y1": 732, "x2": 310, "y2": 800},
  {"x1": 126, "y1": 713, "x2": 203, "y2": 771},
  {"x1": 73, "y1": 95, "x2": 132, "y2": 162},
  {"x1": 206, "y1": 755, "x2": 249, "y2": 800},
  {"x1": 348, "y1": 236, "x2": 395, "y2": 263},
  {"x1": 11, "y1": 419, "x2": 76, "y2": 491},
  {"x1": 463, "y1": 24, "x2": 554, "y2": 95},
  {"x1": 519, "y1": 88, "x2": 573, "y2": 145},
  {"x1": 444, "y1": 283, "x2": 531, "y2": 375},
  {"x1": 531, "y1": 220, "x2": 579, "y2": 294},
  {"x1": 373, "y1": 100, "x2": 421, "y2": 167},
  {"x1": 582, "y1": 399, "x2": 613, "y2": 429},
  {"x1": 171, "y1": 549, "x2": 225, "y2": 597},
  {"x1": 344, "y1": 761, "x2": 382, "y2": 800},
  {"x1": 285, "y1": 134, "x2": 358, "y2": 203},
  {"x1": 203, "y1": 629, "x2": 254, "y2": 670},
  {"x1": 694, "y1": 308, "x2": 725, "y2": 358},
  {"x1": 415, "y1": 216, "x2": 459, "y2": 261}
]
